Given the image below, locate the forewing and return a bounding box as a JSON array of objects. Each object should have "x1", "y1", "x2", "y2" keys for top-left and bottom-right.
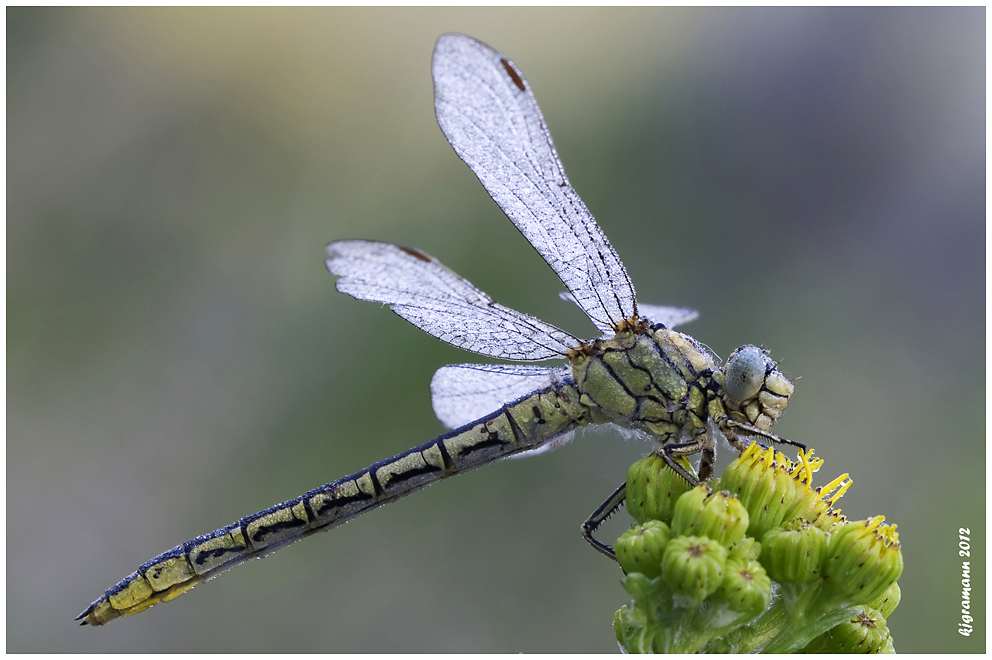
[
  {"x1": 559, "y1": 292, "x2": 698, "y2": 332},
  {"x1": 637, "y1": 303, "x2": 699, "y2": 329},
  {"x1": 432, "y1": 33, "x2": 638, "y2": 332},
  {"x1": 430, "y1": 363, "x2": 570, "y2": 429},
  {"x1": 326, "y1": 240, "x2": 580, "y2": 361}
]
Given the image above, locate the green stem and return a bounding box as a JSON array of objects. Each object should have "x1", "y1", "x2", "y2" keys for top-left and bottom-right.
[
  {"x1": 712, "y1": 598, "x2": 788, "y2": 653},
  {"x1": 761, "y1": 604, "x2": 859, "y2": 653}
]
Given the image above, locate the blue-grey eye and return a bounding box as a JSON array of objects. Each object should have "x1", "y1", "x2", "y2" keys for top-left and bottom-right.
[{"x1": 725, "y1": 345, "x2": 768, "y2": 402}]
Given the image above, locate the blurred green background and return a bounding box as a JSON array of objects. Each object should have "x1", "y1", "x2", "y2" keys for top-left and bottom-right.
[{"x1": 8, "y1": 7, "x2": 984, "y2": 653}]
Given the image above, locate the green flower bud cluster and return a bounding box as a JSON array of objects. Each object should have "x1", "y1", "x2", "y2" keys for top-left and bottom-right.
[{"x1": 613, "y1": 443, "x2": 902, "y2": 654}]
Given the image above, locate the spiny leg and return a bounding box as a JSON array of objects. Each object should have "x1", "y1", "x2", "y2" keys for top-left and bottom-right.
[
  {"x1": 580, "y1": 482, "x2": 626, "y2": 561},
  {"x1": 581, "y1": 425, "x2": 807, "y2": 563},
  {"x1": 660, "y1": 436, "x2": 708, "y2": 486},
  {"x1": 581, "y1": 440, "x2": 706, "y2": 562},
  {"x1": 582, "y1": 433, "x2": 714, "y2": 561}
]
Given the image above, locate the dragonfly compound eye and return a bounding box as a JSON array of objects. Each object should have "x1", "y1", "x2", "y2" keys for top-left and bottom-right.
[{"x1": 724, "y1": 345, "x2": 769, "y2": 402}]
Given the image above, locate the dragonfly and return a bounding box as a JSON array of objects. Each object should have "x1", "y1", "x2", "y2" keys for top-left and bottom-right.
[{"x1": 78, "y1": 33, "x2": 807, "y2": 627}]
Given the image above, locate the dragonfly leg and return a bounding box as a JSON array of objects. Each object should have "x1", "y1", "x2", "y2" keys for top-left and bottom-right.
[
  {"x1": 724, "y1": 419, "x2": 807, "y2": 454},
  {"x1": 724, "y1": 434, "x2": 753, "y2": 452},
  {"x1": 582, "y1": 428, "x2": 719, "y2": 561},
  {"x1": 723, "y1": 419, "x2": 811, "y2": 478},
  {"x1": 659, "y1": 438, "x2": 706, "y2": 486},
  {"x1": 697, "y1": 440, "x2": 717, "y2": 482},
  {"x1": 580, "y1": 482, "x2": 626, "y2": 561}
]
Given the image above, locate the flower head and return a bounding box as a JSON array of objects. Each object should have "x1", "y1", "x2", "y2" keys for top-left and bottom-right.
[
  {"x1": 671, "y1": 486, "x2": 749, "y2": 549},
  {"x1": 716, "y1": 558, "x2": 772, "y2": 615},
  {"x1": 760, "y1": 520, "x2": 828, "y2": 584},
  {"x1": 662, "y1": 535, "x2": 728, "y2": 603},
  {"x1": 824, "y1": 516, "x2": 903, "y2": 606},
  {"x1": 615, "y1": 520, "x2": 672, "y2": 578},
  {"x1": 720, "y1": 443, "x2": 799, "y2": 539}
]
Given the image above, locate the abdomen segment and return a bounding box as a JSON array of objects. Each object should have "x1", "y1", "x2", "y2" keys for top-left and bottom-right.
[{"x1": 78, "y1": 382, "x2": 583, "y2": 626}]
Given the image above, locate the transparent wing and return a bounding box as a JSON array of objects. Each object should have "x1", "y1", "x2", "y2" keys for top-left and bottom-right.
[
  {"x1": 559, "y1": 292, "x2": 698, "y2": 331},
  {"x1": 433, "y1": 33, "x2": 638, "y2": 332},
  {"x1": 326, "y1": 240, "x2": 580, "y2": 361},
  {"x1": 637, "y1": 303, "x2": 699, "y2": 329},
  {"x1": 430, "y1": 363, "x2": 570, "y2": 429},
  {"x1": 507, "y1": 431, "x2": 575, "y2": 460}
]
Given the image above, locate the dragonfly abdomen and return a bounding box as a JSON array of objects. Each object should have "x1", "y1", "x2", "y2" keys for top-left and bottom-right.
[{"x1": 78, "y1": 381, "x2": 586, "y2": 626}]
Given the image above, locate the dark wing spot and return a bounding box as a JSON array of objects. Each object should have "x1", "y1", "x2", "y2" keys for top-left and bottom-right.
[
  {"x1": 399, "y1": 245, "x2": 432, "y2": 262},
  {"x1": 501, "y1": 59, "x2": 526, "y2": 91}
]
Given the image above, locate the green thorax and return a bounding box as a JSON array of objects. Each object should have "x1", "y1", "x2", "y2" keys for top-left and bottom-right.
[{"x1": 569, "y1": 321, "x2": 720, "y2": 440}]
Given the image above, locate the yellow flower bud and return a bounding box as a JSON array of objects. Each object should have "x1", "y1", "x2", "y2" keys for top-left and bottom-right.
[
  {"x1": 721, "y1": 443, "x2": 796, "y2": 540},
  {"x1": 824, "y1": 517, "x2": 903, "y2": 605},
  {"x1": 785, "y1": 470, "x2": 852, "y2": 524}
]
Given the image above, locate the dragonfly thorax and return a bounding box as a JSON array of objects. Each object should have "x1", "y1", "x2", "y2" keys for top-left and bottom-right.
[{"x1": 568, "y1": 324, "x2": 720, "y2": 440}]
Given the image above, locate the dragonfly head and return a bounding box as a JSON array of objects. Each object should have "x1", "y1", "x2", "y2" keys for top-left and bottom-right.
[{"x1": 717, "y1": 345, "x2": 795, "y2": 430}]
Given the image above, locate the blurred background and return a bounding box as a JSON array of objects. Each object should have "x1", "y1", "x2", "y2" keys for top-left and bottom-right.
[{"x1": 7, "y1": 7, "x2": 984, "y2": 653}]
